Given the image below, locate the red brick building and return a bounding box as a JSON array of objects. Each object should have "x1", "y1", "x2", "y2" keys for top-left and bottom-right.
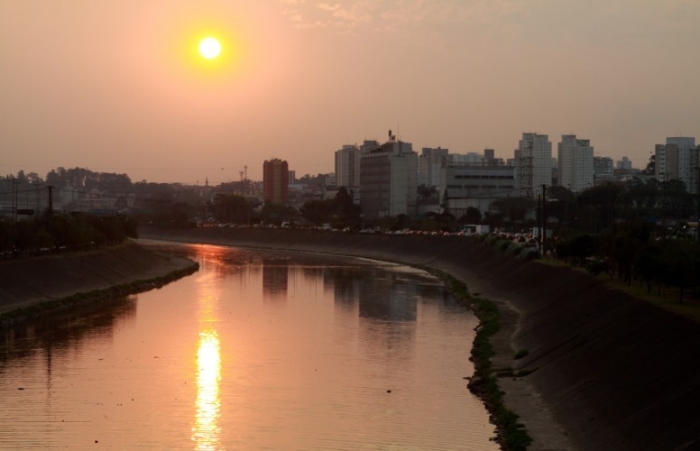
[{"x1": 263, "y1": 158, "x2": 289, "y2": 204}]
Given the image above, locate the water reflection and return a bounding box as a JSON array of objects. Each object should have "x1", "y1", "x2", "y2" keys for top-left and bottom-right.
[
  {"x1": 0, "y1": 295, "x2": 137, "y2": 367},
  {"x1": 262, "y1": 258, "x2": 289, "y2": 302},
  {"x1": 191, "y1": 244, "x2": 223, "y2": 450},
  {"x1": 358, "y1": 271, "x2": 418, "y2": 321},
  {"x1": 193, "y1": 330, "x2": 222, "y2": 450},
  {"x1": 0, "y1": 241, "x2": 498, "y2": 449}
]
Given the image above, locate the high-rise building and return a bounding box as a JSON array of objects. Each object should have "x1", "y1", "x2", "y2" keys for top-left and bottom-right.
[
  {"x1": 360, "y1": 140, "x2": 381, "y2": 154},
  {"x1": 616, "y1": 157, "x2": 633, "y2": 170},
  {"x1": 335, "y1": 145, "x2": 361, "y2": 189},
  {"x1": 419, "y1": 147, "x2": 448, "y2": 187},
  {"x1": 558, "y1": 135, "x2": 594, "y2": 192},
  {"x1": 263, "y1": 158, "x2": 289, "y2": 204},
  {"x1": 359, "y1": 140, "x2": 417, "y2": 218},
  {"x1": 516, "y1": 133, "x2": 552, "y2": 198},
  {"x1": 593, "y1": 157, "x2": 614, "y2": 178},
  {"x1": 655, "y1": 137, "x2": 698, "y2": 193}
]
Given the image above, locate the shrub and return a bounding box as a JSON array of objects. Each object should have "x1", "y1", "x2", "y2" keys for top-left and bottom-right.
[
  {"x1": 506, "y1": 243, "x2": 524, "y2": 256},
  {"x1": 484, "y1": 234, "x2": 499, "y2": 246},
  {"x1": 495, "y1": 239, "x2": 511, "y2": 252},
  {"x1": 586, "y1": 258, "x2": 611, "y2": 277},
  {"x1": 520, "y1": 247, "x2": 541, "y2": 260}
]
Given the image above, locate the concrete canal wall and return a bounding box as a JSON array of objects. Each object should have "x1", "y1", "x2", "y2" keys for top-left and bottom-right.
[
  {"x1": 139, "y1": 226, "x2": 700, "y2": 451},
  {"x1": 0, "y1": 241, "x2": 197, "y2": 323}
]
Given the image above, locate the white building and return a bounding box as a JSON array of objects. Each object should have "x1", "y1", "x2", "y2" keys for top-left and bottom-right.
[
  {"x1": 359, "y1": 140, "x2": 417, "y2": 218},
  {"x1": 418, "y1": 147, "x2": 448, "y2": 188},
  {"x1": 558, "y1": 135, "x2": 594, "y2": 192},
  {"x1": 516, "y1": 133, "x2": 552, "y2": 198},
  {"x1": 335, "y1": 144, "x2": 361, "y2": 189},
  {"x1": 439, "y1": 165, "x2": 516, "y2": 218},
  {"x1": 655, "y1": 137, "x2": 698, "y2": 193}
]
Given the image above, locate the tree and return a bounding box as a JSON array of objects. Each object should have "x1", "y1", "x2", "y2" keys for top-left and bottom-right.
[
  {"x1": 333, "y1": 187, "x2": 361, "y2": 227},
  {"x1": 659, "y1": 179, "x2": 693, "y2": 222},
  {"x1": 491, "y1": 197, "x2": 532, "y2": 222},
  {"x1": 555, "y1": 234, "x2": 598, "y2": 266},
  {"x1": 624, "y1": 177, "x2": 659, "y2": 220},
  {"x1": 417, "y1": 184, "x2": 438, "y2": 201},
  {"x1": 210, "y1": 194, "x2": 253, "y2": 224},
  {"x1": 300, "y1": 200, "x2": 333, "y2": 225},
  {"x1": 642, "y1": 154, "x2": 655, "y2": 175},
  {"x1": 576, "y1": 183, "x2": 623, "y2": 232},
  {"x1": 259, "y1": 202, "x2": 298, "y2": 225},
  {"x1": 635, "y1": 243, "x2": 664, "y2": 294},
  {"x1": 459, "y1": 207, "x2": 481, "y2": 225},
  {"x1": 600, "y1": 221, "x2": 652, "y2": 285},
  {"x1": 661, "y1": 240, "x2": 698, "y2": 303}
]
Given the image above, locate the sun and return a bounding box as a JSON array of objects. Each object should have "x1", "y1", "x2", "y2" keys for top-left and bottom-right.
[{"x1": 199, "y1": 37, "x2": 221, "y2": 59}]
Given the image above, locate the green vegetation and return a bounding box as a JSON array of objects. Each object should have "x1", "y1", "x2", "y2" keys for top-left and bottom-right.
[
  {"x1": 433, "y1": 270, "x2": 532, "y2": 451},
  {"x1": 300, "y1": 187, "x2": 361, "y2": 228},
  {"x1": 506, "y1": 243, "x2": 524, "y2": 257},
  {"x1": 551, "y1": 220, "x2": 700, "y2": 306},
  {"x1": 519, "y1": 248, "x2": 541, "y2": 261}
]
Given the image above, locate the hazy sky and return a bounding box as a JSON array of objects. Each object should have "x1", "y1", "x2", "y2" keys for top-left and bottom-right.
[{"x1": 2, "y1": 1, "x2": 699, "y2": 184}]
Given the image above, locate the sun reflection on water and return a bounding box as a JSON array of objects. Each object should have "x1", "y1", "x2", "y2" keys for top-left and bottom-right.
[{"x1": 192, "y1": 329, "x2": 222, "y2": 450}]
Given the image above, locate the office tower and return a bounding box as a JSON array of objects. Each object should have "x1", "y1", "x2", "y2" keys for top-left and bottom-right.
[{"x1": 360, "y1": 140, "x2": 417, "y2": 218}]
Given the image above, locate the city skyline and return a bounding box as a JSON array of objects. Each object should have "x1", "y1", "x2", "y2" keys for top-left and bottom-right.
[{"x1": 2, "y1": 1, "x2": 699, "y2": 184}]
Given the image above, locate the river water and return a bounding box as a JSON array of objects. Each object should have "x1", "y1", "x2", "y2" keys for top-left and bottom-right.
[{"x1": 0, "y1": 241, "x2": 498, "y2": 450}]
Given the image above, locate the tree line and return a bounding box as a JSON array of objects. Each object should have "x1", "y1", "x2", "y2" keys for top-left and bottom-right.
[{"x1": 0, "y1": 214, "x2": 137, "y2": 258}]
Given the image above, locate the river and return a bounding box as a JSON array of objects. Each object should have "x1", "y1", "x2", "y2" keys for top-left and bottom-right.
[{"x1": 0, "y1": 241, "x2": 498, "y2": 450}]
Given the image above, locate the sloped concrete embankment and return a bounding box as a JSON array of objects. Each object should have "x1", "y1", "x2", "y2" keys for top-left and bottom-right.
[
  {"x1": 0, "y1": 241, "x2": 198, "y2": 324},
  {"x1": 139, "y1": 226, "x2": 700, "y2": 451}
]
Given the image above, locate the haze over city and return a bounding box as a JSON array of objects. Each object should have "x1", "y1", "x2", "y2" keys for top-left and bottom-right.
[{"x1": 2, "y1": 0, "x2": 699, "y2": 184}]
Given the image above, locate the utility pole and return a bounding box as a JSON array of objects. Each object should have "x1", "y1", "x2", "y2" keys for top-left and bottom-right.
[
  {"x1": 48, "y1": 185, "x2": 53, "y2": 216},
  {"x1": 697, "y1": 167, "x2": 700, "y2": 241},
  {"x1": 541, "y1": 184, "x2": 547, "y2": 250},
  {"x1": 12, "y1": 177, "x2": 19, "y2": 223},
  {"x1": 33, "y1": 183, "x2": 40, "y2": 218},
  {"x1": 537, "y1": 194, "x2": 542, "y2": 250}
]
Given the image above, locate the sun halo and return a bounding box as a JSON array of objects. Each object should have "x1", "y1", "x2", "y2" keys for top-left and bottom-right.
[{"x1": 199, "y1": 37, "x2": 221, "y2": 59}]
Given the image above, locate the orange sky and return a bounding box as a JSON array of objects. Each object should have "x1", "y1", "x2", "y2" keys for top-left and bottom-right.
[{"x1": 1, "y1": 1, "x2": 699, "y2": 183}]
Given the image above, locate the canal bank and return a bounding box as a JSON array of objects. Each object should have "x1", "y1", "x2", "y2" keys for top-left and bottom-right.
[
  {"x1": 138, "y1": 226, "x2": 700, "y2": 451},
  {"x1": 0, "y1": 240, "x2": 198, "y2": 327}
]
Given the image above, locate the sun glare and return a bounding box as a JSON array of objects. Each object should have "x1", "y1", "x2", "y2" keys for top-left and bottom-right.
[{"x1": 199, "y1": 37, "x2": 221, "y2": 59}]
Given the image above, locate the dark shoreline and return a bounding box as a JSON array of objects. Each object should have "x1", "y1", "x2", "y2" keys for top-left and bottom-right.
[{"x1": 138, "y1": 226, "x2": 700, "y2": 451}]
